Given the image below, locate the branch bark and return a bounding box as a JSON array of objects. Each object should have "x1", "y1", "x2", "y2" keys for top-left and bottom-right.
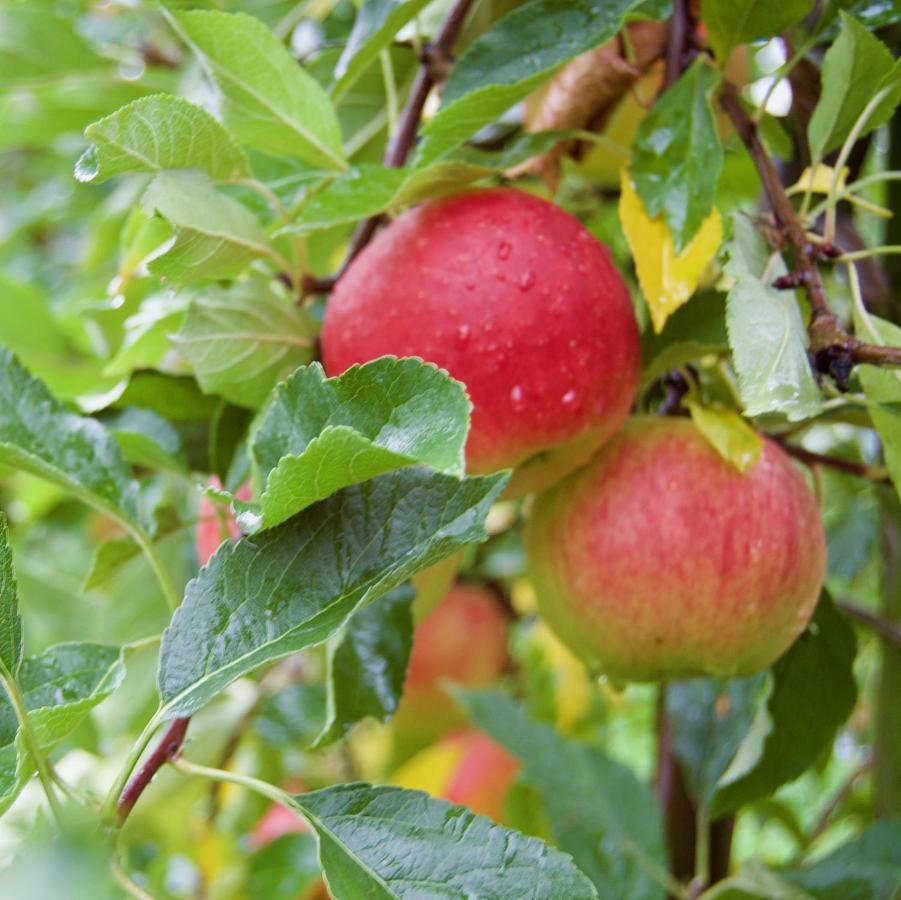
[
  {"x1": 838, "y1": 600, "x2": 901, "y2": 649},
  {"x1": 773, "y1": 437, "x2": 893, "y2": 485}
]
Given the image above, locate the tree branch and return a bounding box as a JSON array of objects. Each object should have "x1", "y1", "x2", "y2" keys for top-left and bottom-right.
[
  {"x1": 773, "y1": 436, "x2": 892, "y2": 485},
  {"x1": 838, "y1": 600, "x2": 901, "y2": 649},
  {"x1": 302, "y1": 0, "x2": 477, "y2": 297},
  {"x1": 664, "y1": 0, "x2": 694, "y2": 88},
  {"x1": 116, "y1": 717, "x2": 189, "y2": 826},
  {"x1": 720, "y1": 83, "x2": 901, "y2": 378}
]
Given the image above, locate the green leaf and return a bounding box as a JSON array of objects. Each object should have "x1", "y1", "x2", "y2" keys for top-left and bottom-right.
[
  {"x1": 700, "y1": 0, "x2": 815, "y2": 63},
  {"x1": 459, "y1": 689, "x2": 664, "y2": 900},
  {"x1": 808, "y1": 13, "x2": 901, "y2": 162},
  {"x1": 415, "y1": 0, "x2": 646, "y2": 166},
  {"x1": 724, "y1": 216, "x2": 822, "y2": 421},
  {"x1": 106, "y1": 407, "x2": 187, "y2": 473},
  {"x1": 0, "y1": 643, "x2": 125, "y2": 814},
  {"x1": 244, "y1": 358, "x2": 471, "y2": 531},
  {"x1": 665, "y1": 675, "x2": 767, "y2": 807},
  {"x1": 0, "y1": 515, "x2": 22, "y2": 678},
  {"x1": 630, "y1": 59, "x2": 723, "y2": 253},
  {"x1": 332, "y1": 0, "x2": 431, "y2": 100},
  {"x1": 248, "y1": 833, "x2": 322, "y2": 900},
  {"x1": 168, "y1": 10, "x2": 346, "y2": 171},
  {"x1": 143, "y1": 170, "x2": 275, "y2": 283},
  {"x1": 157, "y1": 468, "x2": 506, "y2": 719},
  {"x1": 0, "y1": 349, "x2": 141, "y2": 526},
  {"x1": 852, "y1": 312, "x2": 901, "y2": 500},
  {"x1": 315, "y1": 583, "x2": 414, "y2": 747},
  {"x1": 711, "y1": 595, "x2": 857, "y2": 816},
  {"x1": 700, "y1": 861, "x2": 812, "y2": 900},
  {"x1": 290, "y1": 783, "x2": 598, "y2": 899},
  {"x1": 687, "y1": 402, "x2": 763, "y2": 473},
  {"x1": 104, "y1": 294, "x2": 188, "y2": 378},
  {"x1": 173, "y1": 282, "x2": 317, "y2": 410},
  {"x1": 76, "y1": 94, "x2": 250, "y2": 184}
]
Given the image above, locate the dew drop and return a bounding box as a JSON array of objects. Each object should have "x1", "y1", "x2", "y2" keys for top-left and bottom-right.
[
  {"x1": 456, "y1": 324, "x2": 471, "y2": 348},
  {"x1": 518, "y1": 270, "x2": 535, "y2": 291},
  {"x1": 561, "y1": 389, "x2": 579, "y2": 408},
  {"x1": 510, "y1": 385, "x2": 525, "y2": 410}
]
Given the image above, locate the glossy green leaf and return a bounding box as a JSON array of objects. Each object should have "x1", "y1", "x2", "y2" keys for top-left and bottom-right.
[
  {"x1": 630, "y1": 59, "x2": 723, "y2": 253},
  {"x1": 666, "y1": 675, "x2": 766, "y2": 807},
  {"x1": 244, "y1": 358, "x2": 471, "y2": 530},
  {"x1": 173, "y1": 283, "x2": 317, "y2": 410},
  {"x1": 315, "y1": 583, "x2": 414, "y2": 747},
  {"x1": 700, "y1": 0, "x2": 814, "y2": 63},
  {"x1": 416, "y1": 0, "x2": 646, "y2": 166},
  {"x1": 0, "y1": 516, "x2": 22, "y2": 678},
  {"x1": 290, "y1": 783, "x2": 598, "y2": 899},
  {"x1": 168, "y1": 10, "x2": 346, "y2": 171},
  {"x1": 0, "y1": 349, "x2": 141, "y2": 526},
  {"x1": 724, "y1": 215, "x2": 822, "y2": 421},
  {"x1": 460, "y1": 689, "x2": 665, "y2": 900},
  {"x1": 0, "y1": 643, "x2": 125, "y2": 814},
  {"x1": 157, "y1": 468, "x2": 506, "y2": 718},
  {"x1": 332, "y1": 0, "x2": 431, "y2": 100},
  {"x1": 711, "y1": 595, "x2": 857, "y2": 816},
  {"x1": 143, "y1": 170, "x2": 274, "y2": 283},
  {"x1": 104, "y1": 294, "x2": 188, "y2": 378},
  {"x1": 808, "y1": 13, "x2": 901, "y2": 162},
  {"x1": 76, "y1": 94, "x2": 250, "y2": 184},
  {"x1": 852, "y1": 312, "x2": 901, "y2": 500}
]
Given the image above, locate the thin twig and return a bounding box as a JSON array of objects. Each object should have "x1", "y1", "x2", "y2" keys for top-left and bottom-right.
[
  {"x1": 116, "y1": 718, "x2": 190, "y2": 826},
  {"x1": 773, "y1": 437, "x2": 892, "y2": 484},
  {"x1": 838, "y1": 601, "x2": 901, "y2": 648},
  {"x1": 720, "y1": 83, "x2": 901, "y2": 374},
  {"x1": 800, "y1": 753, "x2": 873, "y2": 855},
  {"x1": 664, "y1": 0, "x2": 693, "y2": 88}
]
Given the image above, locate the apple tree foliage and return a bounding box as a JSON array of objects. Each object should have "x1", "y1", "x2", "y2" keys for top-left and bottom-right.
[{"x1": 0, "y1": 0, "x2": 900, "y2": 897}]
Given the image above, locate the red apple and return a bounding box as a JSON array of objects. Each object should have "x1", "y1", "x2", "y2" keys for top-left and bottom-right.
[
  {"x1": 321, "y1": 188, "x2": 639, "y2": 492},
  {"x1": 196, "y1": 477, "x2": 252, "y2": 566},
  {"x1": 249, "y1": 802, "x2": 308, "y2": 851},
  {"x1": 525, "y1": 417, "x2": 826, "y2": 681},
  {"x1": 393, "y1": 584, "x2": 509, "y2": 750}
]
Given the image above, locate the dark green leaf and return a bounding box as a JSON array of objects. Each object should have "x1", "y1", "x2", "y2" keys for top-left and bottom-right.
[
  {"x1": 173, "y1": 282, "x2": 317, "y2": 410},
  {"x1": 0, "y1": 349, "x2": 141, "y2": 526},
  {"x1": 808, "y1": 13, "x2": 901, "y2": 162},
  {"x1": 315, "y1": 584, "x2": 414, "y2": 747},
  {"x1": 416, "y1": 0, "x2": 647, "y2": 166},
  {"x1": 76, "y1": 94, "x2": 250, "y2": 184},
  {"x1": 255, "y1": 682, "x2": 328, "y2": 747},
  {"x1": 460, "y1": 689, "x2": 665, "y2": 900},
  {"x1": 0, "y1": 515, "x2": 22, "y2": 678},
  {"x1": 291, "y1": 783, "x2": 599, "y2": 899},
  {"x1": 700, "y1": 0, "x2": 815, "y2": 63},
  {"x1": 157, "y1": 468, "x2": 507, "y2": 718},
  {"x1": 666, "y1": 676, "x2": 767, "y2": 807},
  {"x1": 168, "y1": 10, "x2": 346, "y2": 171},
  {"x1": 245, "y1": 358, "x2": 471, "y2": 530},
  {"x1": 711, "y1": 595, "x2": 857, "y2": 816},
  {"x1": 631, "y1": 59, "x2": 723, "y2": 253}
]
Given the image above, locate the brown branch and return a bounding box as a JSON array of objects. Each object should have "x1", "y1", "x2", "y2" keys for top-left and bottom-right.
[
  {"x1": 838, "y1": 601, "x2": 901, "y2": 648},
  {"x1": 664, "y1": 0, "x2": 694, "y2": 87},
  {"x1": 302, "y1": 0, "x2": 477, "y2": 297},
  {"x1": 773, "y1": 437, "x2": 892, "y2": 485},
  {"x1": 116, "y1": 718, "x2": 189, "y2": 826},
  {"x1": 720, "y1": 83, "x2": 901, "y2": 379}
]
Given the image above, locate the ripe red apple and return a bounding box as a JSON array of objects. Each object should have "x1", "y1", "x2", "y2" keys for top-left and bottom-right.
[
  {"x1": 525, "y1": 417, "x2": 826, "y2": 681},
  {"x1": 393, "y1": 584, "x2": 509, "y2": 751},
  {"x1": 321, "y1": 188, "x2": 640, "y2": 492},
  {"x1": 249, "y1": 802, "x2": 308, "y2": 851}
]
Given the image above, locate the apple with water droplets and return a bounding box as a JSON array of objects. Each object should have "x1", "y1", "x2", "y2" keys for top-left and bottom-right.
[
  {"x1": 525, "y1": 417, "x2": 827, "y2": 681},
  {"x1": 321, "y1": 188, "x2": 640, "y2": 492}
]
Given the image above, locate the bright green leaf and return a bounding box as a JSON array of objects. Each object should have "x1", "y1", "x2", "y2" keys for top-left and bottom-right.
[
  {"x1": 173, "y1": 282, "x2": 317, "y2": 409},
  {"x1": 0, "y1": 516, "x2": 22, "y2": 678},
  {"x1": 168, "y1": 10, "x2": 346, "y2": 171},
  {"x1": 76, "y1": 94, "x2": 250, "y2": 184},
  {"x1": 700, "y1": 0, "x2": 815, "y2": 63},
  {"x1": 630, "y1": 59, "x2": 723, "y2": 253},
  {"x1": 291, "y1": 783, "x2": 599, "y2": 899},
  {"x1": 687, "y1": 402, "x2": 764, "y2": 473},
  {"x1": 244, "y1": 358, "x2": 471, "y2": 530},
  {"x1": 157, "y1": 468, "x2": 507, "y2": 718}
]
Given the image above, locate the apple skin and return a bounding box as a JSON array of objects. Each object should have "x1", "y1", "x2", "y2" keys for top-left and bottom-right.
[
  {"x1": 525, "y1": 417, "x2": 826, "y2": 681},
  {"x1": 321, "y1": 188, "x2": 639, "y2": 491},
  {"x1": 392, "y1": 584, "x2": 509, "y2": 751}
]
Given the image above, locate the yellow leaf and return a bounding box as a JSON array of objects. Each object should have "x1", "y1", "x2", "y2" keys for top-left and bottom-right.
[
  {"x1": 529, "y1": 621, "x2": 593, "y2": 732},
  {"x1": 786, "y1": 164, "x2": 847, "y2": 196},
  {"x1": 619, "y1": 171, "x2": 723, "y2": 333},
  {"x1": 688, "y1": 401, "x2": 763, "y2": 473},
  {"x1": 391, "y1": 739, "x2": 467, "y2": 796}
]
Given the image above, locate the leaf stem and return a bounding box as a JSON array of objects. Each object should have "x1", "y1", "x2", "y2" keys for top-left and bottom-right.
[
  {"x1": 839, "y1": 245, "x2": 901, "y2": 263},
  {"x1": 380, "y1": 49, "x2": 399, "y2": 138},
  {"x1": 125, "y1": 525, "x2": 180, "y2": 612},
  {"x1": 172, "y1": 757, "x2": 291, "y2": 807},
  {"x1": 0, "y1": 664, "x2": 64, "y2": 826},
  {"x1": 100, "y1": 712, "x2": 163, "y2": 827}
]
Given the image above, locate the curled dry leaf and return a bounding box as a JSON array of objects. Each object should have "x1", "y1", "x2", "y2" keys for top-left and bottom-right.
[{"x1": 510, "y1": 20, "x2": 668, "y2": 189}]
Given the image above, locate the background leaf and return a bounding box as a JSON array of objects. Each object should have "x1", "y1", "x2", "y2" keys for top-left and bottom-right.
[
  {"x1": 460, "y1": 689, "x2": 665, "y2": 900},
  {"x1": 0, "y1": 516, "x2": 22, "y2": 678},
  {"x1": 76, "y1": 94, "x2": 250, "y2": 184},
  {"x1": 157, "y1": 468, "x2": 506, "y2": 718},
  {"x1": 169, "y1": 10, "x2": 346, "y2": 170},
  {"x1": 314, "y1": 583, "x2": 414, "y2": 747},
  {"x1": 174, "y1": 282, "x2": 317, "y2": 410},
  {"x1": 291, "y1": 783, "x2": 599, "y2": 899},
  {"x1": 700, "y1": 0, "x2": 815, "y2": 63}
]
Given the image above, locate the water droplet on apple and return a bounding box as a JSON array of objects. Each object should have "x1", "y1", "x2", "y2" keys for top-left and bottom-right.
[
  {"x1": 456, "y1": 324, "x2": 471, "y2": 348},
  {"x1": 497, "y1": 240, "x2": 511, "y2": 260},
  {"x1": 561, "y1": 389, "x2": 579, "y2": 409},
  {"x1": 518, "y1": 270, "x2": 535, "y2": 291},
  {"x1": 510, "y1": 385, "x2": 525, "y2": 410}
]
